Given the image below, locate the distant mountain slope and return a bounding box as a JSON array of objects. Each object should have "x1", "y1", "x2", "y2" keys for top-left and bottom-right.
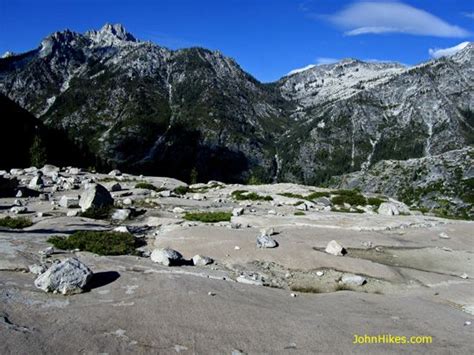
[{"x1": 0, "y1": 24, "x2": 472, "y2": 185}]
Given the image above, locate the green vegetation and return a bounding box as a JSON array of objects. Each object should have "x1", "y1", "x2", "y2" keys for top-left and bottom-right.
[
  {"x1": 0, "y1": 216, "x2": 33, "y2": 229},
  {"x1": 79, "y1": 206, "x2": 113, "y2": 220},
  {"x1": 29, "y1": 135, "x2": 48, "y2": 167},
  {"x1": 134, "y1": 182, "x2": 165, "y2": 192},
  {"x1": 231, "y1": 190, "x2": 273, "y2": 201},
  {"x1": 331, "y1": 207, "x2": 364, "y2": 214},
  {"x1": 173, "y1": 186, "x2": 189, "y2": 195},
  {"x1": 331, "y1": 189, "x2": 367, "y2": 206},
  {"x1": 183, "y1": 211, "x2": 232, "y2": 223},
  {"x1": 294, "y1": 211, "x2": 306, "y2": 216},
  {"x1": 367, "y1": 197, "x2": 385, "y2": 207},
  {"x1": 290, "y1": 285, "x2": 321, "y2": 294},
  {"x1": 47, "y1": 231, "x2": 141, "y2": 255}
]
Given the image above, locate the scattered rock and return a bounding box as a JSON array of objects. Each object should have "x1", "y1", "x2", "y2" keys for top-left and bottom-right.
[
  {"x1": 39, "y1": 247, "x2": 54, "y2": 257},
  {"x1": 28, "y1": 264, "x2": 48, "y2": 275},
  {"x1": 439, "y1": 232, "x2": 450, "y2": 239},
  {"x1": 341, "y1": 274, "x2": 367, "y2": 286},
  {"x1": 231, "y1": 222, "x2": 242, "y2": 229},
  {"x1": 79, "y1": 183, "x2": 114, "y2": 212},
  {"x1": 172, "y1": 207, "x2": 185, "y2": 214},
  {"x1": 325, "y1": 240, "x2": 346, "y2": 256},
  {"x1": 10, "y1": 206, "x2": 27, "y2": 214},
  {"x1": 377, "y1": 202, "x2": 400, "y2": 216},
  {"x1": 110, "y1": 183, "x2": 122, "y2": 192},
  {"x1": 113, "y1": 225, "x2": 130, "y2": 233},
  {"x1": 108, "y1": 169, "x2": 122, "y2": 177},
  {"x1": 150, "y1": 248, "x2": 183, "y2": 266},
  {"x1": 193, "y1": 255, "x2": 214, "y2": 266},
  {"x1": 460, "y1": 273, "x2": 469, "y2": 279},
  {"x1": 192, "y1": 193, "x2": 205, "y2": 201},
  {"x1": 28, "y1": 172, "x2": 44, "y2": 190},
  {"x1": 316, "y1": 271, "x2": 324, "y2": 277},
  {"x1": 256, "y1": 234, "x2": 278, "y2": 248},
  {"x1": 122, "y1": 197, "x2": 133, "y2": 206},
  {"x1": 34, "y1": 258, "x2": 93, "y2": 295},
  {"x1": 41, "y1": 164, "x2": 60, "y2": 177},
  {"x1": 59, "y1": 195, "x2": 80, "y2": 208},
  {"x1": 112, "y1": 209, "x2": 131, "y2": 221},
  {"x1": 236, "y1": 273, "x2": 264, "y2": 286},
  {"x1": 232, "y1": 207, "x2": 244, "y2": 216},
  {"x1": 66, "y1": 210, "x2": 79, "y2": 217}
]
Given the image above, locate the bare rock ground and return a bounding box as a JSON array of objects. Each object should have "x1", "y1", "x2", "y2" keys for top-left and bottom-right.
[{"x1": 0, "y1": 167, "x2": 473, "y2": 354}]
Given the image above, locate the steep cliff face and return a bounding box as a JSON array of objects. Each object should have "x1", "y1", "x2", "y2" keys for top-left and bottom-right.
[
  {"x1": 0, "y1": 24, "x2": 288, "y2": 182},
  {"x1": 0, "y1": 24, "x2": 472, "y2": 187}
]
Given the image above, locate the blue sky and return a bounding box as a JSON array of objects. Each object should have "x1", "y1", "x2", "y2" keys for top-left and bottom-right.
[{"x1": 1, "y1": 0, "x2": 473, "y2": 82}]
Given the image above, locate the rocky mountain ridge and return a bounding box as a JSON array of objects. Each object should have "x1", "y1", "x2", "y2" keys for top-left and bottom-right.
[{"x1": 0, "y1": 24, "x2": 472, "y2": 216}]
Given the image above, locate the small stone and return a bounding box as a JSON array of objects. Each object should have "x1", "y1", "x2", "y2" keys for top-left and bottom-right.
[
  {"x1": 108, "y1": 169, "x2": 122, "y2": 177},
  {"x1": 39, "y1": 247, "x2": 54, "y2": 257},
  {"x1": 232, "y1": 207, "x2": 244, "y2": 216},
  {"x1": 59, "y1": 195, "x2": 80, "y2": 208},
  {"x1": 341, "y1": 274, "x2": 367, "y2": 286},
  {"x1": 439, "y1": 232, "x2": 450, "y2": 239},
  {"x1": 112, "y1": 209, "x2": 131, "y2": 221},
  {"x1": 234, "y1": 246, "x2": 240, "y2": 250},
  {"x1": 28, "y1": 264, "x2": 48, "y2": 275},
  {"x1": 122, "y1": 198, "x2": 133, "y2": 206},
  {"x1": 10, "y1": 206, "x2": 27, "y2": 214},
  {"x1": 290, "y1": 293, "x2": 297, "y2": 297},
  {"x1": 316, "y1": 271, "x2": 324, "y2": 277},
  {"x1": 172, "y1": 207, "x2": 185, "y2": 214},
  {"x1": 465, "y1": 321, "x2": 471, "y2": 326},
  {"x1": 260, "y1": 227, "x2": 275, "y2": 236},
  {"x1": 150, "y1": 248, "x2": 183, "y2": 266},
  {"x1": 325, "y1": 240, "x2": 346, "y2": 256},
  {"x1": 460, "y1": 273, "x2": 469, "y2": 279},
  {"x1": 110, "y1": 183, "x2": 122, "y2": 192},
  {"x1": 267, "y1": 210, "x2": 276, "y2": 215},
  {"x1": 256, "y1": 234, "x2": 278, "y2": 248},
  {"x1": 192, "y1": 255, "x2": 214, "y2": 266},
  {"x1": 113, "y1": 226, "x2": 130, "y2": 233},
  {"x1": 208, "y1": 291, "x2": 216, "y2": 296},
  {"x1": 231, "y1": 222, "x2": 241, "y2": 229},
  {"x1": 66, "y1": 210, "x2": 79, "y2": 217},
  {"x1": 192, "y1": 193, "x2": 205, "y2": 201}
]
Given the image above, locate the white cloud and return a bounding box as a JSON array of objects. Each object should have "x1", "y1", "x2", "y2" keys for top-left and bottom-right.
[
  {"x1": 287, "y1": 64, "x2": 316, "y2": 75},
  {"x1": 329, "y1": 1, "x2": 470, "y2": 38},
  {"x1": 463, "y1": 12, "x2": 474, "y2": 19},
  {"x1": 316, "y1": 57, "x2": 339, "y2": 65},
  {"x1": 428, "y1": 42, "x2": 470, "y2": 58}
]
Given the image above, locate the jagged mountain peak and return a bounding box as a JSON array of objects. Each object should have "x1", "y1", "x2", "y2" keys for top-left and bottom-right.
[{"x1": 86, "y1": 23, "x2": 137, "y2": 45}]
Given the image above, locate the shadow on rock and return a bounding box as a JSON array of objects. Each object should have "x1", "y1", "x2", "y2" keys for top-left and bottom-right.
[{"x1": 85, "y1": 271, "x2": 120, "y2": 291}]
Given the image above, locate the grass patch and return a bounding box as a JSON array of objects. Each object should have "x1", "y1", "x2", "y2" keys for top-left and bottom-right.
[
  {"x1": 367, "y1": 197, "x2": 385, "y2": 207},
  {"x1": 294, "y1": 211, "x2": 306, "y2": 216},
  {"x1": 231, "y1": 190, "x2": 273, "y2": 201},
  {"x1": 183, "y1": 211, "x2": 232, "y2": 223},
  {"x1": 47, "y1": 231, "x2": 142, "y2": 255},
  {"x1": 331, "y1": 207, "x2": 364, "y2": 214},
  {"x1": 279, "y1": 191, "x2": 330, "y2": 201},
  {"x1": 290, "y1": 285, "x2": 322, "y2": 294},
  {"x1": 331, "y1": 189, "x2": 367, "y2": 206},
  {"x1": 79, "y1": 206, "x2": 113, "y2": 220},
  {"x1": 0, "y1": 216, "x2": 33, "y2": 229},
  {"x1": 334, "y1": 284, "x2": 354, "y2": 292},
  {"x1": 134, "y1": 182, "x2": 166, "y2": 192}
]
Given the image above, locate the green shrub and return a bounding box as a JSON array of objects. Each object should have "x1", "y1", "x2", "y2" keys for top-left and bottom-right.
[
  {"x1": 306, "y1": 191, "x2": 331, "y2": 200},
  {"x1": 134, "y1": 182, "x2": 165, "y2": 192},
  {"x1": 183, "y1": 211, "x2": 232, "y2": 223},
  {"x1": 290, "y1": 285, "x2": 321, "y2": 293},
  {"x1": 0, "y1": 216, "x2": 33, "y2": 229},
  {"x1": 331, "y1": 190, "x2": 367, "y2": 206},
  {"x1": 29, "y1": 135, "x2": 47, "y2": 167},
  {"x1": 173, "y1": 186, "x2": 189, "y2": 195},
  {"x1": 367, "y1": 197, "x2": 385, "y2": 207},
  {"x1": 47, "y1": 231, "x2": 140, "y2": 255},
  {"x1": 294, "y1": 211, "x2": 306, "y2": 216},
  {"x1": 231, "y1": 190, "x2": 273, "y2": 201},
  {"x1": 79, "y1": 206, "x2": 113, "y2": 220}
]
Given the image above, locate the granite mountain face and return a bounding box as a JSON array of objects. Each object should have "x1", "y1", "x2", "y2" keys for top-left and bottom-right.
[{"x1": 0, "y1": 24, "x2": 472, "y2": 191}]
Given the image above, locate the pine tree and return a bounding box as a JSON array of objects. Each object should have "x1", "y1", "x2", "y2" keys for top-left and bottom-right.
[{"x1": 29, "y1": 135, "x2": 48, "y2": 167}]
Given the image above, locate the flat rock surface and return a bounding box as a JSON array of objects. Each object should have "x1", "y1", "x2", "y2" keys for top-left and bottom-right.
[{"x1": 0, "y1": 170, "x2": 473, "y2": 354}]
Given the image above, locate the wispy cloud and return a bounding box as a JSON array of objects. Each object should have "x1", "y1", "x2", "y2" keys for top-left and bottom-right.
[
  {"x1": 316, "y1": 57, "x2": 339, "y2": 65},
  {"x1": 429, "y1": 42, "x2": 470, "y2": 58},
  {"x1": 328, "y1": 1, "x2": 470, "y2": 38},
  {"x1": 462, "y1": 12, "x2": 474, "y2": 20}
]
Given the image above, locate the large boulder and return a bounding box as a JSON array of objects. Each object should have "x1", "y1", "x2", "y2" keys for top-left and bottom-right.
[
  {"x1": 79, "y1": 184, "x2": 114, "y2": 212},
  {"x1": 41, "y1": 164, "x2": 60, "y2": 177},
  {"x1": 28, "y1": 172, "x2": 44, "y2": 190},
  {"x1": 34, "y1": 258, "x2": 93, "y2": 295},
  {"x1": 150, "y1": 248, "x2": 183, "y2": 266}
]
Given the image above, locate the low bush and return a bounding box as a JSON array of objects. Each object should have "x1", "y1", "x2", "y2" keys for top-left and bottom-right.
[
  {"x1": 331, "y1": 190, "x2": 367, "y2": 206},
  {"x1": 173, "y1": 186, "x2": 189, "y2": 195},
  {"x1": 367, "y1": 197, "x2": 385, "y2": 207},
  {"x1": 79, "y1": 206, "x2": 113, "y2": 220},
  {"x1": 134, "y1": 182, "x2": 165, "y2": 192},
  {"x1": 183, "y1": 211, "x2": 232, "y2": 223},
  {"x1": 47, "y1": 231, "x2": 141, "y2": 255},
  {"x1": 231, "y1": 190, "x2": 273, "y2": 201},
  {"x1": 294, "y1": 211, "x2": 306, "y2": 216},
  {"x1": 0, "y1": 216, "x2": 33, "y2": 229}
]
